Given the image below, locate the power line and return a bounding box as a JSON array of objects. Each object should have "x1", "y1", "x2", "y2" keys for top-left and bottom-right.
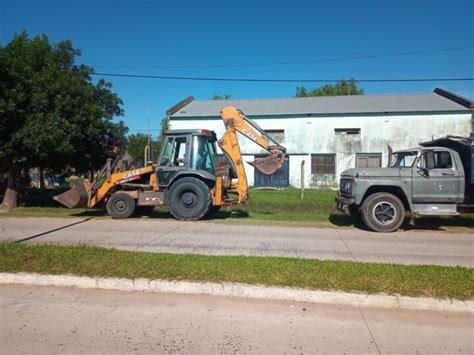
[
  {"x1": 92, "y1": 46, "x2": 473, "y2": 69},
  {"x1": 128, "y1": 129, "x2": 162, "y2": 132},
  {"x1": 92, "y1": 72, "x2": 474, "y2": 83}
]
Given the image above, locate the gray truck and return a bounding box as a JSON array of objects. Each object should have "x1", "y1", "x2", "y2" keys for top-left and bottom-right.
[{"x1": 336, "y1": 135, "x2": 473, "y2": 232}]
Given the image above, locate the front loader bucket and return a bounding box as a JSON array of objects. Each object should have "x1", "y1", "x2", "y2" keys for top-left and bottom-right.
[
  {"x1": 248, "y1": 154, "x2": 285, "y2": 175},
  {"x1": 53, "y1": 180, "x2": 91, "y2": 208}
]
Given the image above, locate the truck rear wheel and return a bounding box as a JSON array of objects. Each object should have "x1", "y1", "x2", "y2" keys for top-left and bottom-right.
[
  {"x1": 167, "y1": 177, "x2": 211, "y2": 221},
  {"x1": 361, "y1": 192, "x2": 405, "y2": 232},
  {"x1": 106, "y1": 192, "x2": 136, "y2": 219}
]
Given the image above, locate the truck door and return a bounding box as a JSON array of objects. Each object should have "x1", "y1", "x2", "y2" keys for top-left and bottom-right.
[
  {"x1": 412, "y1": 149, "x2": 462, "y2": 203},
  {"x1": 156, "y1": 135, "x2": 189, "y2": 187}
]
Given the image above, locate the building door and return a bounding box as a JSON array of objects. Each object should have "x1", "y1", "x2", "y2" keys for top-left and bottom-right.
[{"x1": 254, "y1": 156, "x2": 289, "y2": 188}]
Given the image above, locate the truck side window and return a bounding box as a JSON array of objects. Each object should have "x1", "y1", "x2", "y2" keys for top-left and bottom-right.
[
  {"x1": 424, "y1": 151, "x2": 435, "y2": 170},
  {"x1": 159, "y1": 137, "x2": 188, "y2": 167},
  {"x1": 433, "y1": 151, "x2": 453, "y2": 169},
  {"x1": 172, "y1": 137, "x2": 187, "y2": 166},
  {"x1": 159, "y1": 137, "x2": 174, "y2": 166}
]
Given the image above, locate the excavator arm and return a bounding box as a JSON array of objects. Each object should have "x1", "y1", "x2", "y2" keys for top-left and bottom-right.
[{"x1": 217, "y1": 106, "x2": 286, "y2": 203}]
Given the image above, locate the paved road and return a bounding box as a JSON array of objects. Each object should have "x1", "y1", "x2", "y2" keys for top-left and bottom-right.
[
  {"x1": 1, "y1": 284, "x2": 472, "y2": 354},
  {"x1": 0, "y1": 217, "x2": 473, "y2": 266}
]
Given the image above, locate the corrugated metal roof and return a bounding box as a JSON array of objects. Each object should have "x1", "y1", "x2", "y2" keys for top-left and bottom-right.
[{"x1": 169, "y1": 92, "x2": 471, "y2": 118}]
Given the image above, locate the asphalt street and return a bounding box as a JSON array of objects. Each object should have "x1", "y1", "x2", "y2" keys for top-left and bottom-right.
[
  {"x1": 0, "y1": 217, "x2": 473, "y2": 266},
  {"x1": 1, "y1": 284, "x2": 472, "y2": 354}
]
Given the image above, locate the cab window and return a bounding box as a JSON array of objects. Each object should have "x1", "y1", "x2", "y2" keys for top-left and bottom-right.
[
  {"x1": 191, "y1": 136, "x2": 216, "y2": 174},
  {"x1": 425, "y1": 151, "x2": 453, "y2": 169},
  {"x1": 159, "y1": 137, "x2": 187, "y2": 167},
  {"x1": 391, "y1": 151, "x2": 417, "y2": 168}
]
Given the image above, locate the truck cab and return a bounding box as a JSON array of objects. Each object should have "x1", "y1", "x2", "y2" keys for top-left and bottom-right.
[
  {"x1": 336, "y1": 135, "x2": 473, "y2": 232},
  {"x1": 156, "y1": 129, "x2": 219, "y2": 188}
]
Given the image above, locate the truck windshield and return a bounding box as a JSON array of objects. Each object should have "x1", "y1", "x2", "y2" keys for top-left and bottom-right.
[
  {"x1": 190, "y1": 135, "x2": 217, "y2": 174},
  {"x1": 391, "y1": 151, "x2": 418, "y2": 168}
]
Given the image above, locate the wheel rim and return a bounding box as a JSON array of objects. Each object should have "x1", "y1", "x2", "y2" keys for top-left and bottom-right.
[
  {"x1": 114, "y1": 199, "x2": 128, "y2": 213},
  {"x1": 372, "y1": 201, "x2": 397, "y2": 225},
  {"x1": 180, "y1": 191, "x2": 197, "y2": 209}
]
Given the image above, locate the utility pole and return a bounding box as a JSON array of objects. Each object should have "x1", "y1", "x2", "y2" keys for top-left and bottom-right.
[
  {"x1": 144, "y1": 105, "x2": 152, "y2": 165},
  {"x1": 300, "y1": 160, "x2": 305, "y2": 200},
  {"x1": 147, "y1": 105, "x2": 152, "y2": 160}
]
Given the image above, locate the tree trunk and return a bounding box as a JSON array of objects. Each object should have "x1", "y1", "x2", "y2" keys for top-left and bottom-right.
[
  {"x1": 39, "y1": 166, "x2": 45, "y2": 189},
  {"x1": 0, "y1": 165, "x2": 19, "y2": 211}
]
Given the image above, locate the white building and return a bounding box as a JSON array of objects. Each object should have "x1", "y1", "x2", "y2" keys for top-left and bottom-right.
[{"x1": 167, "y1": 88, "x2": 473, "y2": 188}]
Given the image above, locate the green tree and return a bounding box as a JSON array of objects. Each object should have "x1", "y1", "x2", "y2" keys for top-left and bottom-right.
[
  {"x1": 212, "y1": 94, "x2": 232, "y2": 100},
  {"x1": 126, "y1": 133, "x2": 148, "y2": 161},
  {"x1": 295, "y1": 79, "x2": 364, "y2": 97},
  {"x1": 0, "y1": 31, "x2": 126, "y2": 210},
  {"x1": 154, "y1": 116, "x2": 170, "y2": 156},
  {"x1": 126, "y1": 115, "x2": 170, "y2": 164}
]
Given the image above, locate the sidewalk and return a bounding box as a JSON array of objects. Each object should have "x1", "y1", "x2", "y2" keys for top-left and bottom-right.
[{"x1": 1, "y1": 282, "x2": 473, "y2": 353}]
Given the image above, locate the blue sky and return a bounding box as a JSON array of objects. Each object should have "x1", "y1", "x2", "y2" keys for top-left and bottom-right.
[{"x1": 1, "y1": 0, "x2": 473, "y2": 137}]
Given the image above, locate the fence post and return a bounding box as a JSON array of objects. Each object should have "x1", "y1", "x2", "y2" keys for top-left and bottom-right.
[{"x1": 300, "y1": 160, "x2": 305, "y2": 200}]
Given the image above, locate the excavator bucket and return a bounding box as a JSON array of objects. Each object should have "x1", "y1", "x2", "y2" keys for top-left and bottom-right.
[
  {"x1": 248, "y1": 154, "x2": 285, "y2": 175},
  {"x1": 53, "y1": 180, "x2": 91, "y2": 208}
]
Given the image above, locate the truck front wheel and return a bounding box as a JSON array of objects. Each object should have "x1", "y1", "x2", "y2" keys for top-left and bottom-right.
[
  {"x1": 106, "y1": 192, "x2": 136, "y2": 219},
  {"x1": 361, "y1": 192, "x2": 405, "y2": 232}
]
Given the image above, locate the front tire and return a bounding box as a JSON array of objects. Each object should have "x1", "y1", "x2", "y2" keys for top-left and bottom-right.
[
  {"x1": 361, "y1": 192, "x2": 405, "y2": 232},
  {"x1": 167, "y1": 177, "x2": 211, "y2": 221},
  {"x1": 106, "y1": 192, "x2": 136, "y2": 219}
]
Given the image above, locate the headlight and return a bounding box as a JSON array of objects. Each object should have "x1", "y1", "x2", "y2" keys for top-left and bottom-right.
[{"x1": 340, "y1": 178, "x2": 352, "y2": 195}]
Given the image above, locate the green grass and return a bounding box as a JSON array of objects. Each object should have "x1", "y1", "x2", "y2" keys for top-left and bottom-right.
[
  {"x1": 229, "y1": 188, "x2": 337, "y2": 221},
  {"x1": 1, "y1": 186, "x2": 473, "y2": 232},
  {"x1": 1, "y1": 242, "x2": 472, "y2": 300},
  {"x1": 0, "y1": 187, "x2": 339, "y2": 221}
]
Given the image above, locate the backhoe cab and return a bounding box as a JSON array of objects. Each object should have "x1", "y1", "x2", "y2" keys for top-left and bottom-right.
[{"x1": 54, "y1": 106, "x2": 287, "y2": 221}]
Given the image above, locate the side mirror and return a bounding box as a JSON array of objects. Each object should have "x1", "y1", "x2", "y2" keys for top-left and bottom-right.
[{"x1": 416, "y1": 155, "x2": 429, "y2": 177}]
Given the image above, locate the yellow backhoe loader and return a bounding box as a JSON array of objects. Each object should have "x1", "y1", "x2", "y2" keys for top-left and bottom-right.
[{"x1": 54, "y1": 106, "x2": 286, "y2": 220}]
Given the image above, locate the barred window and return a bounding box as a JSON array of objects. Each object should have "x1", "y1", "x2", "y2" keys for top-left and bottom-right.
[
  {"x1": 356, "y1": 153, "x2": 382, "y2": 168},
  {"x1": 311, "y1": 154, "x2": 336, "y2": 174},
  {"x1": 264, "y1": 129, "x2": 285, "y2": 144}
]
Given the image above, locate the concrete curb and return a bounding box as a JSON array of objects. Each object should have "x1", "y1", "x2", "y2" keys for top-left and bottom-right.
[{"x1": 0, "y1": 272, "x2": 472, "y2": 313}]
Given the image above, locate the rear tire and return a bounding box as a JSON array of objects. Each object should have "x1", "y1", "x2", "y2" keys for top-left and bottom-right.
[
  {"x1": 361, "y1": 192, "x2": 405, "y2": 232},
  {"x1": 106, "y1": 192, "x2": 135, "y2": 219},
  {"x1": 167, "y1": 177, "x2": 211, "y2": 221}
]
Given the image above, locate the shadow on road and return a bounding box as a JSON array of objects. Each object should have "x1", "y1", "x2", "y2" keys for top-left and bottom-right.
[
  {"x1": 328, "y1": 214, "x2": 370, "y2": 230},
  {"x1": 15, "y1": 217, "x2": 94, "y2": 243},
  {"x1": 329, "y1": 213, "x2": 474, "y2": 232},
  {"x1": 70, "y1": 209, "x2": 107, "y2": 217}
]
